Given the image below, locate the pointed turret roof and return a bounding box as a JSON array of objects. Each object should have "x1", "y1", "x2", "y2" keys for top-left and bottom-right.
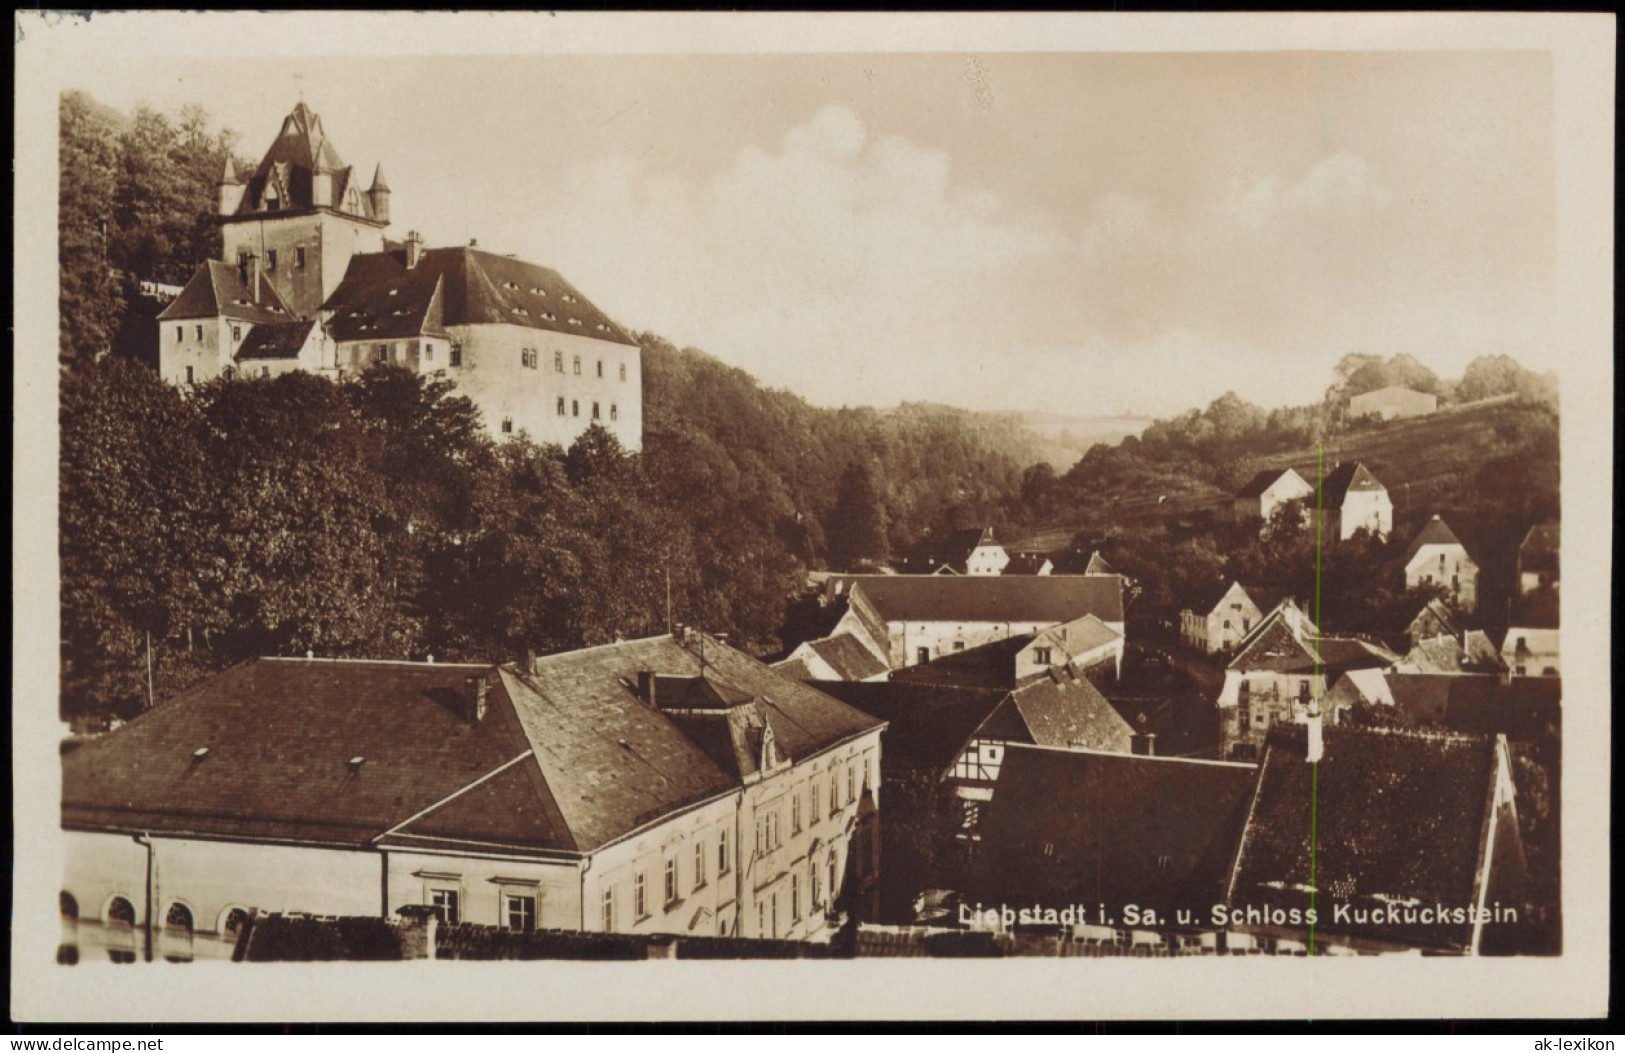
[
  {"x1": 220, "y1": 155, "x2": 240, "y2": 185},
  {"x1": 227, "y1": 101, "x2": 384, "y2": 223},
  {"x1": 370, "y1": 162, "x2": 390, "y2": 193}
]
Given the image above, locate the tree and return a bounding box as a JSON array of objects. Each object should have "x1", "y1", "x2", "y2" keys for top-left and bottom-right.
[
  {"x1": 59, "y1": 92, "x2": 124, "y2": 366},
  {"x1": 1455, "y1": 354, "x2": 1557, "y2": 406},
  {"x1": 827, "y1": 460, "x2": 890, "y2": 570}
]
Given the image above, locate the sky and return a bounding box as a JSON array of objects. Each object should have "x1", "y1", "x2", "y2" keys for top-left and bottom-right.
[{"x1": 63, "y1": 46, "x2": 1557, "y2": 418}]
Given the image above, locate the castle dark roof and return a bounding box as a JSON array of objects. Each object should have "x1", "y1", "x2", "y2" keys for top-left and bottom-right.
[
  {"x1": 322, "y1": 246, "x2": 637, "y2": 347},
  {"x1": 1318, "y1": 461, "x2": 1386, "y2": 507},
  {"x1": 967, "y1": 745, "x2": 1259, "y2": 916},
  {"x1": 843, "y1": 574, "x2": 1124, "y2": 627},
  {"x1": 1227, "y1": 724, "x2": 1504, "y2": 951},
  {"x1": 62, "y1": 636, "x2": 883, "y2": 857},
  {"x1": 158, "y1": 261, "x2": 294, "y2": 324},
  {"x1": 234, "y1": 320, "x2": 316, "y2": 361},
  {"x1": 229, "y1": 102, "x2": 383, "y2": 223}
]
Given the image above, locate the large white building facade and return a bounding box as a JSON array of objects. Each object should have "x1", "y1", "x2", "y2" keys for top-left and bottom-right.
[{"x1": 158, "y1": 101, "x2": 643, "y2": 450}]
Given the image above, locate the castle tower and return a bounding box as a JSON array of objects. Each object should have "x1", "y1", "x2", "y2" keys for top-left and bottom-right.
[{"x1": 217, "y1": 101, "x2": 390, "y2": 319}]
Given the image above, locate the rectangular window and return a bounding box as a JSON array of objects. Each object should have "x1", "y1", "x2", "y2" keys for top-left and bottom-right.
[
  {"x1": 267, "y1": 250, "x2": 277, "y2": 271},
  {"x1": 175, "y1": 325, "x2": 183, "y2": 343},
  {"x1": 634, "y1": 872, "x2": 648, "y2": 919},
  {"x1": 718, "y1": 829, "x2": 731, "y2": 874},
  {"x1": 810, "y1": 781, "x2": 820, "y2": 823},
  {"x1": 792, "y1": 793, "x2": 802, "y2": 834},
  {"x1": 185, "y1": 366, "x2": 194, "y2": 385},
  {"x1": 619, "y1": 363, "x2": 627, "y2": 382},
  {"x1": 424, "y1": 344, "x2": 434, "y2": 362},
  {"x1": 664, "y1": 858, "x2": 679, "y2": 905},
  {"x1": 601, "y1": 888, "x2": 615, "y2": 932},
  {"x1": 592, "y1": 401, "x2": 601, "y2": 420},
  {"x1": 295, "y1": 247, "x2": 306, "y2": 270},
  {"x1": 504, "y1": 893, "x2": 536, "y2": 933},
  {"x1": 555, "y1": 350, "x2": 564, "y2": 372},
  {"x1": 609, "y1": 404, "x2": 619, "y2": 422},
  {"x1": 847, "y1": 764, "x2": 855, "y2": 803},
  {"x1": 830, "y1": 776, "x2": 841, "y2": 816},
  {"x1": 557, "y1": 397, "x2": 566, "y2": 416},
  {"x1": 596, "y1": 360, "x2": 604, "y2": 378},
  {"x1": 571, "y1": 399, "x2": 579, "y2": 418},
  {"x1": 374, "y1": 344, "x2": 388, "y2": 363},
  {"x1": 501, "y1": 416, "x2": 513, "y2": 435},
  {"x1": 1033, "y1": 647, "x2": 1053, "y2": 664},
  {"x1": 429, "y1": 888, "x2": 461, "y2": 925},
  {"x1": 231, "y1": 325, "x2": 242, "y2": 342},
  {"x1": 195, "y1": 325, "x2": 204, "y2": 341},
  {"x1": 450, "y1": 347, "x2": 463, "y2": 368},
  {"x1": 791, "y1": 873, "x2": 801, "y2": 920},
  {"x1": 694, "y1": 841, "x2": 707, "y2": 889},
  {"x1": 916, "y1": 647, "x2": 930, "y2": 665},
  {"x1": 573, "y1": 355, "x2": 581, "y2": 375}
]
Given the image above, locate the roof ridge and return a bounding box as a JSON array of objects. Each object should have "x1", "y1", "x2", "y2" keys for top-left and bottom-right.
[
  {"x1": 1001, "y1": 740, "x2": 1258, "y2": 769},
  {"x1": 260, "y1": 655, "x2": 493, "y2": 668}
]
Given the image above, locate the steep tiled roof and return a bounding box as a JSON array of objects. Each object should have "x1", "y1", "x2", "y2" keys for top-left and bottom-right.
[
  {"x1": 62, "y1": 637, "x2": 884, "y2": 857},
  {"x1": 1082, "y1": 550, "x2": 1116, "y2": 575},
  {"x1": 60, "y1": 658, "x2": 546, "y2": 848},
  {"x1": 158, "y1": 261, "x2": 294, "y2": 324},
  {"x1": 968, "y1": 745, "x2": 1259, "y2": 916},
  {"x1": 234, "y1": 320, "x2": 316, "y2": 361},
  {"x1": 768, "y1": 656, "x2": 816, "y2": 682},
  {"x1": 997, "y1": 672, "x2": 1133, "y2": 753},
  {"x1": 1385, "y1": 673, "x2": 1561, "y2": 739},
  {"x1": 812, "y1": 682, "x2": 1008, "y2": 773},
  {"x1": 1519, "y1": 521, "x2": 1560, "y2": 573},
  {"x1": 1228, "y1": 724, "x2": 1500, "y2": 950},
  {"x1": 844, "y1": 575, "x2": 1124, "y2": 626},
  {"x1": 1402, "y1": 515, "x2": 1466, "y2": 565},
  {"x1": 323, "y1": 247, "x2": 637, "y2": 347},
  {"x1": 1318, "y1": 462, "x2": 1386, "y2": 506},
  {"x1": 1004, "y1": 552, "x2": 1052, "y2": 576},
  {"x1": 1407, "y1": 598, "x2": 1460, "y2": 643},
  {"x1": 890, "y1": 633, "x2": 1032, "y2": 690},
  {"x1": 1236, "y1": 468, "x2": 1304, "y2": 499},
  {"x1": 807, "y1": 634, "x2": 888, "y2": 681}
]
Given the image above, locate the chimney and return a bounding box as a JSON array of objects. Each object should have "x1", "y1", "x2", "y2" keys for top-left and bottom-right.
[
  {"x1": 1131, "y1": 731, "x2": 1157, "y2": 757},
  {"x1": 1306, "y1": 700, "x2": 1324, "y2": 764},
  {"x1": 466, "y1": 676, "x2": 489, "y2": 724},
  {"x1": 244, "y1": 252, "x2": 262, "y2": 303},
  {"x1": 522, "y1": 646, "x2": 536, "y2": 673},
  {"x1": 405, "y1": 230, "x2": 424, "y2": 269},
  {"x1": 637, "y1": 670, "x2": 658, "y2": 708}
]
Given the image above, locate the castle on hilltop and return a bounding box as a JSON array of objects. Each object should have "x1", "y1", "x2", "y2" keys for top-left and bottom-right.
[{"x1": 158, "y1": 102, "x2": 642, "y2": 449}]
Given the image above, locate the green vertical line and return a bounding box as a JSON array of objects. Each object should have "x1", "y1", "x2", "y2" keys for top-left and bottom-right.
[{"x1": 1311, "y1": 441, "x2": 1323, "y2": 957}]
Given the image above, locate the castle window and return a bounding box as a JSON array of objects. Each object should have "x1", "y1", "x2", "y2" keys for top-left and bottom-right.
[
  {"x1": 260, "y1": 367, "x2": 270, "y2": 378},
  {"x1": 592, "y1": 401, "x2": 600, "y2": 421},
  {"x1": 501, "y1": 417, "x2": 513, "y2": 435},
  {"x1": 596, "y1": 360, "x2": 604, "y2": 378},
  {"x1": 267, "y1": 250, "x2": 277, "y2": 272},
  {"x1": 619, "y1": 363, "x2": 627, "y2": 382},
  {"x1": 449, "y1": 346, "x2": 462, "y2": 368},
  {"x1": 223, "y1": 367, "x2": 235, "y2": 380},
  {"x1": 295, "y1": 247, "x2": 306, "y2": 270},
  {"x1": 568, "y1": 317, "x2": 583, "y2": 327},
  {"x1": 195, "y1": 325, "x2": 203, "y2": 341},
  {"x1": 231, "y1": 325, "x2": 242, "y2": 342},
  {"x1": 563, "y1": 293, "x2": 577, "y2": 304},
  {"x1": 521, "y1": 348, "x2": 538, "y2": 370},
  {"x1": 573, "y1": 355, "x2": 581, "y2": 376},
  {"x1": 185, "y1": 366, "x2": 194, "y2": 385},
  {"x1": 571, "y1": 400, "x2": 579, "y2": 418},
  {"x1": 424, "y1": 344, "x2": 434, "y2": 362},
  {"x1": 609, "y1": 403, "x2": 618, "y2": 422},
  {"x1": 556, "y1": 397, "x2": 566, "y2": 416},
  {"x1": 554, "y1": 351, "x2": 563, "y2": 372},
  {"x1": 374, "y1": 344, "x2": 388, "y2": 363},
  {"x1": 175, "y1": 326, "x2": 183, "y2": 343}
]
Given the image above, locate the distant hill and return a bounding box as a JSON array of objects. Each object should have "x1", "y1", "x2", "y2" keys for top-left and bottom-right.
[{"x1": 878, "y1": 403, "x2": 1152, "y2": 469}]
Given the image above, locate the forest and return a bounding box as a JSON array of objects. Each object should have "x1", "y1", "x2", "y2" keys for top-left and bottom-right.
[{"x1": 58, "y1": 92, "x2": 1562, "y2": 725}]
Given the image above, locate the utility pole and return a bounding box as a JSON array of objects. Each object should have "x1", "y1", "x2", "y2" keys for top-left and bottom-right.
[
  {"x1": 665, "y1": 566, "x2": 673, "y2": 636},
  {"x1": 145, "y1": 631, "x2": 155, "y2": 711}
]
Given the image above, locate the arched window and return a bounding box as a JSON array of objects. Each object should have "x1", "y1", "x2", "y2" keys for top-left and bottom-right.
[
  {"x1": 166, "y1": 903, "x2": 194, "y2": 932},
  {"x1": 827, "y1": 850, "x2": 839, "y2": 903},
  {"x1": 58, "y1": 892, "x2": 80, "y2": 964},
  {"x1": 106, "y1": 897, "x2": 136, "y2": 928},
  {"x1": 163, "y1": 903, "x2": 195, "y2": 962},
  {"x1": 220, "y1": 907, "x2": 250, "y2": 939},
  {"x1": 60, "y1": 892, "x2": 79, "y2": 920}
]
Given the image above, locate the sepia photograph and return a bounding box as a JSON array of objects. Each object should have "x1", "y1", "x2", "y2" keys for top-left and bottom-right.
[{"x1": 11, "y1": 10, "x2": 1613, "y2": 1024}]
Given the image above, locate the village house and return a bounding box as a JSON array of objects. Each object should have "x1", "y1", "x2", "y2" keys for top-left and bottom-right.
[
  {"x1": 770, "y1": 633, "x2": 890, "y2": 684},
  {"x1": 1397, "y1": 631, "x2": 1505, "y2": 676},
  {"x1": 963, "y1": 744, "x2": 1259, "y2": 949},
  {"x1": 59, "y1": 634, "x2": 884, "y2": 962},
  {"x1": 1225, "y1": 721, "x2": 1526, "y2": 955},
  {"x1": 1517, "y1": 521, "x2": 1560, "y2": 596},
  {"x1": 817, "y1": 671, "x2": 1133, "y2": 921},
  {"x1": 1348, "y1": 385, "x2": 1438, "y2": 421},
  {"x1": 1178, "y1": 581, "x2": 1287, "y2": 655},
  {"x1": 888, "y1": 613, "x2": 1124, "y2": 686},
  {"x1": 1385, "y1": 673, "x2": 1561, "y2": 741},
  {"x1": 1231, "y1": 468, "x2": 1313, "y2": 526},
  {"x1": 1214, "y1": 599, "x2": 1400, "y2": 760},
  {"x1": 1002, "y1": 551, "x2": 1054, "y2": 576},
  {"x1": 1317, "y1": 461, "x2": 1393, "y2": 542},
  {"x1": 1403, "y1": 515, "x2": 1481, "y2": 611},
  {"x1": 819, "y1": 575, "x2": 1126, "y2": 670},
  {"x1": 901, "y1": 527, "x2": 1009, "y2": 576},
  {"x1": 158, "y1": 101, "x2": 642, "y2": 449},
  {"x1": 1501, "y1": 625, "x2": 1561, "y2": 678}
]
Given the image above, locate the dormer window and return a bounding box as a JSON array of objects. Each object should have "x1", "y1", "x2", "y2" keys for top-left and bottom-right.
[
  {"x1": 568, "y1": 317, "x2": 583, "y2": 327},
  {"x1": 388, "y1": 289, "x2": 399, "y2": 297}
]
